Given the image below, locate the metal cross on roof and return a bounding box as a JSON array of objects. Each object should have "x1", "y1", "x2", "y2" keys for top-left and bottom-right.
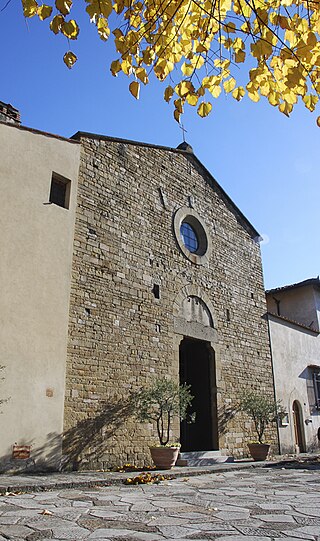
[{"x1": 179, "y1": 121, "x2": 187, "y2": 142}]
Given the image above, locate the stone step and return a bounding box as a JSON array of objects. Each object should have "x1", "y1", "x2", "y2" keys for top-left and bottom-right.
[{"x1": 176, "y1": 450, "x2": 234, "y2": 467}]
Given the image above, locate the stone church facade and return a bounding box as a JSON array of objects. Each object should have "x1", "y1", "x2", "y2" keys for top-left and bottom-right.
[
  {"x1": 63, "y1": 133, "x2": 277, "y2": 469},
  {"x1": 0, "y1": 105, "x2": 277, "y2": 471}
]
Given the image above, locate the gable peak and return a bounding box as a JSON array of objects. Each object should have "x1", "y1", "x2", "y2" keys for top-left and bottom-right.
[{"x1": 176, "y1": 141, "x2": 194, "y2": 153}]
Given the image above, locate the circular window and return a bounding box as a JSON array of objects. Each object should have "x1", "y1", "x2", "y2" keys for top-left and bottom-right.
[
  {"x1": 173, "y1": 207, "x2": 211, "y2": 265},
  {"x1": 180, "y1": 221, "x2": 199, "y2": 253}
]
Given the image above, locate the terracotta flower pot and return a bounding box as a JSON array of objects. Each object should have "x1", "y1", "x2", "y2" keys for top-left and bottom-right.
[
  {"x1": 248, "y1": 443, "x2": 270, "y2": 461},
  {"x1": 149, "y1": 446, "x2": 180, "y2": 470}
]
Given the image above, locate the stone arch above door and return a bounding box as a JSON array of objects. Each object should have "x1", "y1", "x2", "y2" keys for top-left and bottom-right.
[{"x1": 173, "y1": 285, "x2": 217, "y2": 342}]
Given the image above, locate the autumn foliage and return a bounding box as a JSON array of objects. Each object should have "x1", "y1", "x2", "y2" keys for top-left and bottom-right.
[{"x1": 21, "y1": 0, "x2": 320, "y2": 123}]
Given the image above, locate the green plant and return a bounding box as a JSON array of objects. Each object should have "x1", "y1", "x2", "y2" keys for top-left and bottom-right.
[
  {"x1": 239, "y1": 392, "x2": 280, "y2": 444},
  {"x1": 133, "y1": 378, "x2": 194, "y2": 446}
]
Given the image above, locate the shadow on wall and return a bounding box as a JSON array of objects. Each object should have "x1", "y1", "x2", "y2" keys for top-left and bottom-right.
[
  {"x1": 0, "y1": 397, "x2": 133, "y2": 473},
  {"x1": 62, "y1": 397, "x2": 133, "y2": 471},
  {"x1": 218, "y1": 405, "x2": 237, "y2": 436}
]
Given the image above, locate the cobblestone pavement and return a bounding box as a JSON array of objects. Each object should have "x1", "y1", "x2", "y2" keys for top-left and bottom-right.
[{"x1": 0, "y1": 464, "x2": 319, "y2": 541}]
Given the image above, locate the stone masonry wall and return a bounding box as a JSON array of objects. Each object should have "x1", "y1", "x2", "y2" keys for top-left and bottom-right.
[{"x1": 63, "y1": 136, "x2": 277, "y2": 470}]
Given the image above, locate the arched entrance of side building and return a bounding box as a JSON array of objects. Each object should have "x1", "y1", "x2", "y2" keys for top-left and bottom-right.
[
  {"x1": 292, "y1": 400, "x2": 306, "y2": 453},
  {"x1": 173, "y1": 287, "x2": 219, "y2": 453}
]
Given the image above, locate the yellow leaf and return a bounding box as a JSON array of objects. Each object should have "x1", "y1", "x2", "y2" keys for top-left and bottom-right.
[
  {"x1": 174, "y1": 109, "x2": 181, "y2": 123},
  {"x1": 50, "y1": 14, "x2": 64, "y2": 34},
  {"x1": 186, "y1": 93, "x2": 199, "y2": 106},
  {"x1": 63, "y1": 51, "x2": 77, "y2": 69},
  {"x1": 240, "y1": 21, "x2": 251, "y2": 34},
  {"x1": 113, "y1": 0, "x2": 124, "y2": 13},
  {"x1": 37, "y1": 4, "x2": 52, "y2": 19},
  {"x1": 232, "y1": 38, "x2": 244, "y2": 52},
  {"x1": 268, "y1": 92, "x2": 280, "y2": 106},
  {"x1": 202, "y1": 75, "x2": 221, "y2": 88},
  {"x1": 112, "y1": 28, "x2": 123, "y2": 38},
  {"x1": 55, "y1": 0, "x2": 72, "y2": 15},
  {"x1": 129, "y1": 81, "x2": 140, "y2": 99},
  {"x1": 232, "y1": 86, "x2": 245, "y2": 101},
  {"x1": 164, "y1": 86, "x2": 174, "y2": 103},
  {"x1": 223, "y1": 77, "x2": 236, "y2": 93},
  {"x1": 110, "y1": 60, "x2": 121, "y2": 76},
  {"x1": 251, "y1": 40, "x2": 273, "y2": 59},
  {"x1": 222, "y1": 37, "x2": 233, "y2": 50},
  {"x1": 136, "y1": 67, "x2": 148, "y2": 84},
  {"x1": 121, "y1": 58, "x2": 132, "y2": 75},
  {"x1": 259, "y1": 82, "x2": 270, "y2": 97},
  {"x1": 181, "y1": 62, "x2": 193, "y2": 76},
  {"x1": 142, "y1": 48, "x2": 155, "y2": 65},
  {"x1": 279, "y1": 15, "x2": 289, "y2": 30},
  {"x1": 175, "y1": 81, "x2": 193, "y2": 97},
  {"x1": 278, "y1": 101, "x2": 293, "y2": 116},
  {"x1": 190, "y1": 55, "x2": 204, "y2": 69},
  {"x1": 22, "y1": 0, "x2": 38, "y2": 17},
  {"x1": 86, "y1": 0, "x2": 112, "y2": 21},
  {"x1": 223, "y1": 22, "x2": 236, "y2": 33},
  {"x1": 283, "y1": 90, "x2": 297, "y2": 105},
  {"x1": 210, "y1": 85, "x2": 221, "y2": 98},
  {"x1": 214, "y1": 59, "x2": 230, "y2": 69},
  {"x1": 174, "y1": 98, "x2": 184, "y2": 113},
  {"x1": 317, "y1": 116, "x2": 320, "y2": 127},
  {"x1": 197, "y1": 102, "x2": 212, "y2": 117},
  {"x1": 303, "y1": 94, "x2": 318, "y2": 111},
  {"x1": 285, "y1": 29, "x2": 296, "y2": 47},
  {"x1": 247, "y1": 90, "x2": 260, "y2": 102},
  {"x1": 196, "y1": 43, "x2": 208, "y2": 53},
  {"x1": 233, "y1": 0, "x2": 251, "y2": 17},
  {"x1": 235, "y1": 50, "x2": 245, "y2": 63},
  {"x1": 97, "y1": 17, "x2": 110, "y2": 41},
  {"x1": 61, "y1": 19, "x2": 79, "y2": 40},
  {"x1": 154, "y1": 59, "x2": 174, "y2": 81}
]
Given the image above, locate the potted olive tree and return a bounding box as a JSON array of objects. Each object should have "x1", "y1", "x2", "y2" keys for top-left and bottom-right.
[
  {"x1": 239, "y1": 392, "x2": 281, "y2": 461},
  {"x1": 133, "y1": 377, "x2": 194, "y2": 469}
]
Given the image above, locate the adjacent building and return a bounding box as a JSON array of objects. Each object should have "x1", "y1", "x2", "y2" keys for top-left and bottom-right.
[{"x1": 267, "y1": 278, "x2": 320, "y2": 454}]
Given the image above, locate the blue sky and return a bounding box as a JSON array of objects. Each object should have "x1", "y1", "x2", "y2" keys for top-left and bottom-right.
[{"x1": 1, "y1": 4, "x2": 319, "y2": 290}]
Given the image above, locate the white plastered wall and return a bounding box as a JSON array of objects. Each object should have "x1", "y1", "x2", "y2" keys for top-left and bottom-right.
[
  {"x1": 0, "y1": 123, "x2": 80, "y2": 470},
  {"x1": 268, "y1": 315, "x2": 320, "y2": 454}
]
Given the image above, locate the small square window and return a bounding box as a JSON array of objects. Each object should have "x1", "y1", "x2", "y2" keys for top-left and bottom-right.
[{"x1": 49, "y1": 173, "x2": 71, "y2": 209}]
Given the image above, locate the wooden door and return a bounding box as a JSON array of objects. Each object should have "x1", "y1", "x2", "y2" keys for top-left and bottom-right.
[{"x1": 292, "y1": 400, "x2": 305, "y2": 453}]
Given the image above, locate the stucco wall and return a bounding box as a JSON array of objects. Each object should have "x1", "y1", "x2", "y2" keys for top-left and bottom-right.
[
  {"x1": 314, "y1": 288, "x2": 320, "y2": 330},
  {"x1": 268, "y1": 314, "x2": 320, "y2": 454},
  {"x1": 267, "y1": 286, "x2": 318, "y2": 331},
  {"x1": 64, "y1": 136, "x2": 276, "y2": 469},
  {"x1": 0, "y1": 123, "x2": 80, "y2": 470}
]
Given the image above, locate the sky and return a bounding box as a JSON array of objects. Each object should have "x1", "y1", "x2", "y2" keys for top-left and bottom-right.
[{"x1": 1, "y1": 4, "x2": 320, "y2": 290}]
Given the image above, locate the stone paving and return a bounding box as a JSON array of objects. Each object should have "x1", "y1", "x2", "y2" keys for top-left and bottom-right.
[{"x1": 0, "y1": 463, "x2": 319, "y2": 541}]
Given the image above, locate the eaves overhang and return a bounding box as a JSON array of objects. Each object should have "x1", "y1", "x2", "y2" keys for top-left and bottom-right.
[{"x1": 266, "y1": 277, "x2": 320, "y2": 295}]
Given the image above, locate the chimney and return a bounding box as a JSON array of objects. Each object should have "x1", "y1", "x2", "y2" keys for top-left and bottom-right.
[{"x1": 0, "y1": 101, "x2": 21, "y2": 125}]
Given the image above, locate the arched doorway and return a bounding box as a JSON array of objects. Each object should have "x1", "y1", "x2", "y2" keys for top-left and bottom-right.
[
  {"x1": 179, "y1": 337, "x2": 218, "y2": 452},
  {"x1": 292, "y1": 400, "x2": 306, "y2": 453}
]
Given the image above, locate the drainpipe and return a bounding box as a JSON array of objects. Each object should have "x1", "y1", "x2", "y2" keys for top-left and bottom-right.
[{"x1": 266, "y1": 313, "x2": 281, "y2": 455}]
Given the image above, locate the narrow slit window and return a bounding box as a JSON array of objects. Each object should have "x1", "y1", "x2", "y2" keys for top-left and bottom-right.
[
  {"x1": 152, "y1": 284, "x2": 160, "y2": 299},
  {"x1": 313, "y1": 370, "x2": 320, "y2": 409},
  {"x1": 49, "y1": 174, "x2": 71, "y2": 209}
]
